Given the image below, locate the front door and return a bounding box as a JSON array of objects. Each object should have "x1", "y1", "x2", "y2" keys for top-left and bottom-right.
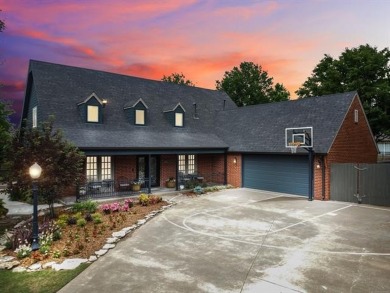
[{"x1": 137, "y1": 155, "x2": 160, "y2": 187}]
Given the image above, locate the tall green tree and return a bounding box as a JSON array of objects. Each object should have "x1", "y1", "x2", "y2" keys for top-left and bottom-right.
[
  {"x1": 296, "y1": 44, "x2": 390, "y2": 141},
  {"x1": 5, "y1": 118, "x2": 85, "y2": 217},
  {"x1": 0, "y1": 100, "x2": 13, "y2": 179},
  {"x1": 162, "y1": 72, "x2": 195, "y2": 86},
  {"x1": 215, "y1": 61, "x2": 290, "y2": 106}
]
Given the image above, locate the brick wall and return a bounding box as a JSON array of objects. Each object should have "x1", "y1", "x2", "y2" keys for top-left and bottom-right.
[
  {"x1": 197, "y1": 154, "x2": 225, "y2": 184},
  {"x1": 160, "y1": 154, "x2": 176, "y2": 187},
  {"x1": 114, "y1": 156, "x2": 137, "y2": 182},
  {"x1": 315, "y1": 95, "x2": 378, "y2": 200},
  {"x1": 227, "y1": 153, "x2": 242, "y2": 187}
]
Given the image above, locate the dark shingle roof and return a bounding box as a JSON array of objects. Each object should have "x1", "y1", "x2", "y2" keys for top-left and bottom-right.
[
  {"x1": 26, "y1": 60, "x2": 358, "y2": 154},
  {"x1": 214, "y1": 91, "x2": 357, "y2": 154},
  {"x1": 28, "y1": 60, "x2": 237, "y2": 150}
]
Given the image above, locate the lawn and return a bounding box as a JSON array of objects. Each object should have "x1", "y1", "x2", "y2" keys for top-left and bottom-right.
[{"x1": 0, "y1": 263, "x2": 89, "y2": 293}]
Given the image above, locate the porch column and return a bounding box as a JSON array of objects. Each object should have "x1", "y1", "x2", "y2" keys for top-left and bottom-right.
[
  {"x1": 148, "y1": 154, "x2": 151, "y2": 194},
  {"x1": 224, "y1": 152, "x2": 227, "y2": 185},
  {"x1": 176, "y1": 154, "x2": 179, "y2": 191}
]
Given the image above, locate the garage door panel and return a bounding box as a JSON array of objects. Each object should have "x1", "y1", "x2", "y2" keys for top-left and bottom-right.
[{"x1": 243, "y1": 155, "x2": 308, "y2": 196}]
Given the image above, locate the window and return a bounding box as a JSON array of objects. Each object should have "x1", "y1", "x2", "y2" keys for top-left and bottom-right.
[
  {"x1": 101, "y1": 156, "x2": 112, "y2": 180},
  {"x1": 86, "y1": 156, "x2": 98, "y2": 181},
  {"x1": 32, "y1": 106, "x2": 37, "y2": 128},
  {"x1": 87, "y1": 105, "x2": 99, "y2": 123},
  {"x1": 354, "y1": 109, "x2": 358, "y2": 123},
  {"x1": 178, "y1": 155, "x2": 196, "y2": 174},
  {"x1": 175, "y1": 112, "x2": 183, "y2": 127},
  {"x1": 135, "y1": 109, "x2": 145, "y2": 125},
  {"x1": 86, "y1": 156, "x2": 112, "y2": 181}
]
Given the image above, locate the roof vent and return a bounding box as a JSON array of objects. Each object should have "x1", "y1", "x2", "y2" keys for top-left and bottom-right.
[
  {"x1": 223, "y1": 99, "x2": 226, "y2": 111},
  {"x1": 193, "y1": 103, "x2": 199, "y2": 119}
]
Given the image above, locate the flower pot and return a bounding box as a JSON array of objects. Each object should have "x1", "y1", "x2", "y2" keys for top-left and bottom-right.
[
  {"x1": 131, "y1": 184, "x2": 141, "y2": 191},
  {"x1": 166, "y1": 181, "x2": 175, "y2": 188}
]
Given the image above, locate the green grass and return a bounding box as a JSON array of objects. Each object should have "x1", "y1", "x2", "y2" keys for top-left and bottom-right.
[{"x1": 0, "y1": 263, "x2": 90, "y2": 293}]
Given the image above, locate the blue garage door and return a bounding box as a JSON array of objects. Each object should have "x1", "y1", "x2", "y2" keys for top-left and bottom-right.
[{"x1": 243, "y1": 155, "x2": 308, "y2": 196}]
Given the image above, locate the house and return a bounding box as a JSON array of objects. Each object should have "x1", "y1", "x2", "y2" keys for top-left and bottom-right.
[{"x1": 21, "y1": 60, "x2": 378, "y2": 200}]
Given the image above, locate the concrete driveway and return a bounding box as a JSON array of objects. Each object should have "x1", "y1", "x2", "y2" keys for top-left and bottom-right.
[{"x1": 59, "y1": 188, "x2": 390, "y2": 293}]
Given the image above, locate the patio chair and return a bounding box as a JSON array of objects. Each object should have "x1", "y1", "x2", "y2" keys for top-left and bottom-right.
[{"x1": 117, "y1": 176, "x2": 130, "y2": 191}]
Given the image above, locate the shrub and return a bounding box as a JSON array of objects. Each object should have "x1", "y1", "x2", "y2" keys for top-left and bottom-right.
[
  {"x1": 67, "y1": 216, "x2": 77, "y2": 225},
  {"x1": 148, "y1": 195, "x2": 162, "y2": 205},
  {"x1": 193, "y1": 186, "x2": 204, "y2": 195},
  {"x1": 91, "y1": 213, "x2": 102, "y2": 224},
  {"x1": 125, "y1": 198, "x2": 134, "y2": 208},
  {"x1": 0, "y1": 199, "x2": 8, "y2": 217},
  {"x1": 76, "y1": 218, "x2": 87, "y2": 227},
  {"x1": 39, "y1": 245, "x2": 50, "y2": 256},
  {"x1": 53, "y1": 250, "x2": 61, "y2": 258},
  {"x1": 15, "y1": 243, "x2": 32, "y2": 259},
  {"x1": 138, "y1": 194, "x2": 149, "y2": 206},
  {"x1": 84, "y1": 213, "x2": 93, "y2": 222},
  {"x1": 72, "y1": 199, "x2": 98, "y2": 213},
  {"x1": 7, "y1": 223, "x2": 32, "y2": 250}
]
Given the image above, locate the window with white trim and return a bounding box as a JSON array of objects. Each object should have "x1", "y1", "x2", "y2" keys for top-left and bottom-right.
[
  {"x1": 135, "y1": 109, "x2": 145, "y2": 125},
  {"x1": 87, "y1": 105, "x2": 99, "y2": 123},
  {"x1": 32, "y1": 106, "x2": 37, "y2": 128},
  {"x1": 175, "y1": 112, "x2": 183, "y2": 127},
  {"x1": 178, "y1": 155, "x2": 196, "y2": 174},
  {"x1": 86, "y1": 156, "x2": 112, "y2": 181}
]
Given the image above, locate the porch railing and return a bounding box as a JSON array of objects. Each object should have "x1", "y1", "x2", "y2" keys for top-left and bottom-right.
[{"x1": 77, "y1": 178, "x2": 151, "y2": 201}]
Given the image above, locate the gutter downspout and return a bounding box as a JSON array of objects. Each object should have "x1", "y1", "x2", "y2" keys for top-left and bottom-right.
[{"x1": 321, "y1": 155, "x2": 326, "y2": 200}]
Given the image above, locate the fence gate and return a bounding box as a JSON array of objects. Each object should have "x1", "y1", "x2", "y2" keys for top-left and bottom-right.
[{"x1": 330, "y1": 163, "x2": 390, "y2": 206}]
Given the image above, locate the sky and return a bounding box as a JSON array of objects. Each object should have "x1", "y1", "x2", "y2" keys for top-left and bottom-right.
[{"x1": 1, "y1": 0, "x2": 390, "y2": 125}]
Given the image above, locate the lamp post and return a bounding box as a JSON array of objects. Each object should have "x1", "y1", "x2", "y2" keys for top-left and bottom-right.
[{"x1": 29, "y1": 162, "x2": 42, "y2": 251}]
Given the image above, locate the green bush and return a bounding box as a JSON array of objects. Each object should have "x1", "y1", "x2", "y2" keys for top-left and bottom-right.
[
  {"x1": 76, "y1": 218, "x2": 86, "y2": 227},
  {"x1": 72, "y1": 200, "x2": 97, "y2": 213},
  {"x1": 138, "y1": 194, "x2": 149, "y2": 206},
  {"x1": 0, "y1": 199, "x2": 8, "y2": 217},
  {"x1": 91, "y1": 213, "x2": 102, "y2": 224}
]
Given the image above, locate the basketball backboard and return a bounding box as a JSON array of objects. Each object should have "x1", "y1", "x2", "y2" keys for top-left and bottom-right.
[{"x1": 285, "y1": 127, "x2": 313, "y2": 150}]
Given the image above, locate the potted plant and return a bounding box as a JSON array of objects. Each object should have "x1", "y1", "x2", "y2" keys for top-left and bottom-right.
[
  {"x1": 166, "y1": 177, "x2": 176, "y2": 188},
  {"x1": 131, "y1": 180, "x2": 143, "y2": 191}
]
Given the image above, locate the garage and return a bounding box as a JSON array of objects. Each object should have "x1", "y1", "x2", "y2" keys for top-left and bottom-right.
[{"x1": 242, "y1": 154, "x2": 309, "y2": 196}]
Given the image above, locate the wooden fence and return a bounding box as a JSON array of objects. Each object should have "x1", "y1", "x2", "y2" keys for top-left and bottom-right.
[{"x1": 330, "y1": 163, "x2": 390, "y2": 206}]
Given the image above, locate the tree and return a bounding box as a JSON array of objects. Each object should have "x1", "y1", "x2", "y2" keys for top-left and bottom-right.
[
  {"x1": 215, "y1": 61, "x2": 290, "y2": 106},
  {"x1": 0, "y1": 100, "x2": 13, "y2": 180},
  {"x1": 161, "y1": 73, "x2": 195, "y2": 86},
  {"x1": 5, "y1": 118, "x2": 85, "y2": 217},
  {"x1": 296, "y1": 44, "x2": 390, "y2": 141},
  {"x1": 0, "y1": 10, "x2": 4, "y2": 32}
]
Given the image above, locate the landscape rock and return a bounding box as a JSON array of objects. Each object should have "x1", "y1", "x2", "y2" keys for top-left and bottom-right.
[
  {"x1": 121, "y1": 227, "x2": 132, "y2": 233},
  {"x1": 102, "y1": 243, "x2": 115, "y2": 250},
  {"x1": 0, "y1": 260, "x2": 20, "y2": 270},
  {"x1": 137, "y1": 219, "x2": 146, "y2": 225},
  {"x1": 88, "y1": 255, "x2": 97, "y2": 262},
  {"x1": 112, "y1": 231, "x2": 125, "y2": 238},
  {"x1": 52, "y1": 258, "x2": 87, "y2": 271},
  {"x1": 106, "y1": 237, "x2": 119, "y2": 244},
  {"x1": 12, "y1": 266, "x2": 27, "y2": 272},
  {"x1": 28, "y1": 263, "x2": 42, "y2": 271},
  {"x1": 0, "y1": 255, "x2": 16, "y2": 263},
  {"x1": 95, "y1": 249, "x2": 108, "y2": 257}
]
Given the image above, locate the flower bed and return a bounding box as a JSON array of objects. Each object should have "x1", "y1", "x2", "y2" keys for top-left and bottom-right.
[{"x1": 3, "y1": 194, "x2": 166, "y2": 267}]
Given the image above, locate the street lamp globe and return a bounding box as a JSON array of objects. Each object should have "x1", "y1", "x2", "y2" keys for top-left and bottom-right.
[{"x1": 29, "y1": 163, "x2": 42, "y2": 179}]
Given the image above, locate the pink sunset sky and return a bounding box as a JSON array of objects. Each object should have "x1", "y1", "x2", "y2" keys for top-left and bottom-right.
[{"x1": 1, "y1": 0, "x2": 389, "y2": 124}]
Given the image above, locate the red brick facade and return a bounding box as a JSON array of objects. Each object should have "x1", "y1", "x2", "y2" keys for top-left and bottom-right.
[
  {"x1": 197, "y1": 154, "x2": 225, "y2": 184},
  {"x1": 113, "y1": 155, "x2": 137, "y2": 182},
  {"x1": 160, "y1": 154, "x2": 176, "y2": 187},
  {"x1": 313, "y1": 96, "x2": 378, "y2": 200},
  {"x1": 226, "y1": 153, "x2": 242, "y2": 187}
]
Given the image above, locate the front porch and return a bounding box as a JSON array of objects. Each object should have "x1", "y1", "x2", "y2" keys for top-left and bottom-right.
[{"x1": 78, "y1": 152, "x2": 228, "y2": 200}]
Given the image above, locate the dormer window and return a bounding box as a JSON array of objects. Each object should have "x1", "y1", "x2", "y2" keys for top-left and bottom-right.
[
  {"x1": 87, "y1": 105, "x2": 99, "y2": 123},
  {"x1": 135, "y1": 109, "x2": 145, "y2": 125},
  {"x1": 78, "y1": 93, "x2": 104, "y2": 124},
  {"x1": 124, "y1": 98, "x2": 148, "y2": 126},
  {"x1": 164, "y1": 103, "x2": 186, "y2": 127},
  {"x1": 175, "y1": 112, "x2": 183, "y2": 127}
]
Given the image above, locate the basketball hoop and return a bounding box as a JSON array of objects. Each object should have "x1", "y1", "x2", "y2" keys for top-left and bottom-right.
[{"x1": 288, "y1": 142, "x2": 301, "y2": 153}]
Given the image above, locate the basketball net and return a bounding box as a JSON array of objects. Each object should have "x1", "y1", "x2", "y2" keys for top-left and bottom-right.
[{"x1": 288, "y1": 142, "x2": 301, "y2": 153}]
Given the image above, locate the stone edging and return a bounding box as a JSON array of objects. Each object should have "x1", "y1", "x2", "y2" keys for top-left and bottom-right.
[{"x1": 0, "y1": 202, "x2": 175, "y2": 272}]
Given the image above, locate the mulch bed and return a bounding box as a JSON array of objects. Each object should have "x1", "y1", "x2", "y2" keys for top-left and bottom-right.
[{"x1": 2, "y1": 201, "x2": 167, "y2": 267}]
